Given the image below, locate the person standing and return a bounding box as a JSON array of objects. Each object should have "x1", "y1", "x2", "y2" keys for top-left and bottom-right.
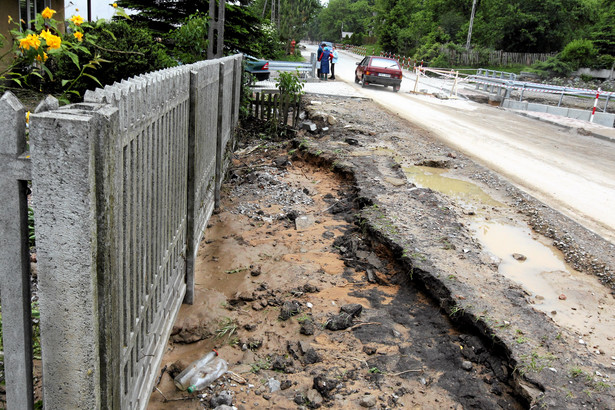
[
  {"x1": 317, "y1": 43, "x2": 323, "y2": 79},
  {"x1": 330, "y1": 46, "x2": 339, "y2": 80},
  {"x1": 318, "y1": 45, "x2": 332, "y2": 80}
]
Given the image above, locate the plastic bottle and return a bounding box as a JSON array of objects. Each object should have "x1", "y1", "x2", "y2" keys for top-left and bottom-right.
[
  {"x1": 174, "y1": 350, "x2": 218, "y2": 391},
  {"x1": 185, "y1": 356, "x2": 228, "y2": 393}
]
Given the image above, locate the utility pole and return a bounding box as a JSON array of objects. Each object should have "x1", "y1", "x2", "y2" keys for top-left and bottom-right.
[{"x1": 466, "y1": 0, "x2": 477, "y2": 50}]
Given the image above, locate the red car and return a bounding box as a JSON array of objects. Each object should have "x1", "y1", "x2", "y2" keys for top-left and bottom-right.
[{"x1": 355, "y1": 56, "x2": 403, "y2": 92}]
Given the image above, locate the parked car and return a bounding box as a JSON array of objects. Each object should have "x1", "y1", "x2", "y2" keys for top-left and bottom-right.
[
  {"x1": 354, "y1": 56, "x2": 402, "y2": 92},
  {"x1": 243, "y1": 54, "x2": 270, "y2": 82}
]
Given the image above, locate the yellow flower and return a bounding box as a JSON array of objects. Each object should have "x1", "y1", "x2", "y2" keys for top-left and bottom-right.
[
  {"x1": 41, "y1": 7, "x2": 56, "y2": 19},
  {"x1": 26, "y1": 111, "x2": 30, "y2": 124},
  {"x1": 19, "y1": 34, "x2": 41, "y2": 50},
  {"x1": 8, "y1": 15, "x2": 12, "y2": 24},
  {"x1": 45, "y1": 34, "x2": 62, "y2": 49},
  {"x1": 70, "y1": 15, "x2": 84, "y2": 26},
  {"x1": 40, "y1": 29, "x2": 52, "y2": 41},
  {"x1": 113, "y1": 3, "x2": 118, "y2": 7},
  {"x1": 73, "y1": 31, "x2": 83, "y2": 42},
  {"x1": 35, "y1": 52, "x2": 48, "y2": 62}
]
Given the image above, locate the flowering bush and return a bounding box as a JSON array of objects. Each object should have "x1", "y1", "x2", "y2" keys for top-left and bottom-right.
[{"x1": 1, "y1": 4, "x2": 130, "y2": 104}]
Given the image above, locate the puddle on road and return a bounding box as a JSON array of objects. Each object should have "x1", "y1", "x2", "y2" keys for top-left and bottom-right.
[
  {"x1": 402, "y1": 164, "x2": 615, "y2": 362},
  {"x1": 402, "y1": 165, "x2": 503, "y2": 210}
]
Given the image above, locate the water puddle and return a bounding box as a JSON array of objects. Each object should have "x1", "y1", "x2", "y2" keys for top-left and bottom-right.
[
  {"x1": 471, "y1": 220, "x2": 615, "y2": 359},
  {"x1": 401, "y1": 164, "x2": 615, "y2": 362},
  {"x1": 402, "y1": 165, "x2": 503, "y2": 210}
]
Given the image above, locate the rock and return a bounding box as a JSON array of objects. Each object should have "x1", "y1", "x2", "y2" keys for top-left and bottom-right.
[
  {"x1": 340, "y1": 303, "x2": 363, "y2": 318},
  {"x1": 306, "y1": 389, "x2": 323, "y2": 407},
  {"x1": 303, "y1": 282, "x2": 319, "y2": 293},
  {"x1": 267, "y1": 378, "x2": 281, "y2": 393},
  {"x1": 559, "y1": 294, "x2": 567, "y2": 300},
  {"x1": 327, "y1": 114, "x2": 337, "y2": 125},
  {"x1": 214, "y1": 405, "x2": 234, "y2": 410},
  {"x1": 345, "y1": 137, "x2": 359, "y2": 145},
  {"x1": 512, "y1": 253, "x2": 527, "y2": 261},
  {"x1": 295, "y1": 215, "x2": 315, "y2": 230},
  {"x1": 363, "y1": 346, "x2": 377, "y2": 355},
  {"x1": 294, "y1": 392, "x2": 305, "y2": 405},
  {"x1": 366, "y1": 268, "x2": 388, "y2": 285},
  {"x1": 250, "y1": 266, "x2": 262, "y2": 277},
  {"x1": 313, "y1": 375, "x2": 337, "y2": 399},
  {"x1": 271, "y1": 354, "x2": 293, "y2": 372},
  {"x1": 415, "y1": 157, "x2": 451, "y2": 168},
  {"x1": 461, "y1": 361, "x2": 473, "y2": 371},
  {"x1": 279, "y1": 300, "x2": 302, "y2": 321},
  {"x1": 325, "y1": 312, "x2": 354, "y2": 330},
  {"x1": 303, "y1": 348, "x2": 322, "y2": 364},
  {"x1": 359, "y1": 394, "x2": 377, "y2": 408},
  {"x1": 300, "y1": 320, "x2": 315, "y2": 335},
  {"x1": 300, "y1": 121, "x2": 317, "y2": 132},
  {"x1": 273, "y1": 156, "x2": 289, "y2": 168},
  {"x1": 433, "y1": 92, "x2": 449, "y2": 100},
  {"x1": 384, "y1": 177, "x2": 406, "y2": 187},
  {"x1": 210, "y1": 390, "x2": 233, "y2": 407}
]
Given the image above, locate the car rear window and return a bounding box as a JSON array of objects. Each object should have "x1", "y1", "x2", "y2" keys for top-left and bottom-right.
[{"x1": 370, "y1": 58, "x2": 400, "y2": 69}]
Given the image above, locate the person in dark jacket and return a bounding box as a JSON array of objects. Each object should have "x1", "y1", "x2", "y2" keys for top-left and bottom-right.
[
  {"x1": 317, "y1": 43, "x2": 323, "y2": 78},
  {"x1": 318, "y1": 45, "x2": 332, "y2": 80}
]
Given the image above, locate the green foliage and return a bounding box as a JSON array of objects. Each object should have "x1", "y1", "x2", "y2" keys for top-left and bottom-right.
[
  {"x1": 531, "y1": 56, "x2": 573, "y2": 78},
  {"x1": 50, "y1": 20, "x2": 176, "y2": 100},
  {"x1": 167, "y1": 12, "x2": 209, "y2": 64},
  {"x1": 315, "y1": 0, "x2": 370, "y2": 42},
  {"x1": 275, "y1": 71, "x2": 305, "y2": 98},
  {"x1": 559, "y1": 39, "x2": 597, "y2": 69}
]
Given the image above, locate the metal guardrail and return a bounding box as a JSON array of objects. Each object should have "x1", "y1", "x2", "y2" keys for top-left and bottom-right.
[
  {"x1": 469, "y1": 70, "x2": 614, "y2": 110},
  {"x1": 268, "y1": 55, "x2": 318, "y2": 78}
]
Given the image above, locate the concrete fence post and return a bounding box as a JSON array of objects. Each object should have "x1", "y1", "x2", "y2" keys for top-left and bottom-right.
[
  {"x1": 0, "y1": 91, "x2": 34, "y2": 410},
  {"x1": 29, "y1": 103, "x2": 120, "y2": 409},
  {"x1": 233, "y1": 56, "x2": 242, "y2": 128},
  {"x1": 185, "y1": 70, "x2": 199, "y2": 305},
  {"x1": 215, "y1": 61, "x2": 226, "y2": 209}
]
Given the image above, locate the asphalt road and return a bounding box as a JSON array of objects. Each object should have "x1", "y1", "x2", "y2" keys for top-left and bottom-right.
[{"x1": 307, "y1": 45, "x2": 615, "y2": 244}]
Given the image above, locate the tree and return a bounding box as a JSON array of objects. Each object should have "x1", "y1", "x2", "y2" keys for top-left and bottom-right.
[{"x1": 117, "y1": 0, "x2": 280, "y2": 58}]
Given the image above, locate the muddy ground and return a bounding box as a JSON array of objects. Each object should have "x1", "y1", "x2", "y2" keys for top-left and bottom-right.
[{"x1": 148, "y1": 95, "x2": 615, "y2": 409}]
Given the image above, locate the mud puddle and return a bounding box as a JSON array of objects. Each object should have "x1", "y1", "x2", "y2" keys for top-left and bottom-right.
[
  {"x1": 399, "y1": 163, "x2": 615, "y2": 368},
  {"x1": 148, "y1": 145, "x2": 526, "y2": 409}
]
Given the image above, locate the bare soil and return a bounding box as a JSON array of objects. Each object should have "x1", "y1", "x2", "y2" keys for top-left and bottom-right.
[{"x1": 148, "y1": 96, "x2": 615, "y2": 409}]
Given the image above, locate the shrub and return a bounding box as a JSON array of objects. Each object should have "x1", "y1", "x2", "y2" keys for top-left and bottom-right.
[
  {"x1": 50, "y1": 20, "x2": 176, "y2": 100},
  {"x1": 559, "y1": 39, "x2": 597, "y2": 69},
  {"x1": 531, "y1": 56, "x2": 573, "y2": 78},
  {"x1": 167, "y1": 12, "x2": 209, "y2": 64}
]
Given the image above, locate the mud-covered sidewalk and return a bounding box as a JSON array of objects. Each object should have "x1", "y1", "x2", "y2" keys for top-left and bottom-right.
[{"x1": 148, "y1": 96, "x2": 615, "y2": 409}]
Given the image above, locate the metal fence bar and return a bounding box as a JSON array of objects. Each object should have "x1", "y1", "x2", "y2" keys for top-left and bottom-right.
[{"x1": 0, "y1": 91, "x2": 34, "y2": 410}]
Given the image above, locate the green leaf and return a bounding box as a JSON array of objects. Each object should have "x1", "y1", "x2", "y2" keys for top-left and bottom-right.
[
  {"x1": 102, "y1": 28, "x2": 117, "y2": 41},
  {"x1": 82, "y1": 73, "x2": 102, "y2": 87},
  {"x1": 65, "y1": 51, "x2": 80, "y2": 69},
  {"x1": 61, "y1": 79, "x2": 70, "y2": 87},
  {"x1": 42, "y1": 64, "x2": 54, "y2": 81}
]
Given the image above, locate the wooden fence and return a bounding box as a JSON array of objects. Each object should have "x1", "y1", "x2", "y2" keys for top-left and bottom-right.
[
  {"x1": 440, "y1": 48, "x2": 556, "y2": 67},
  {"x1": 248, "y1": 91, "x2": 302, "y2": 127}
]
